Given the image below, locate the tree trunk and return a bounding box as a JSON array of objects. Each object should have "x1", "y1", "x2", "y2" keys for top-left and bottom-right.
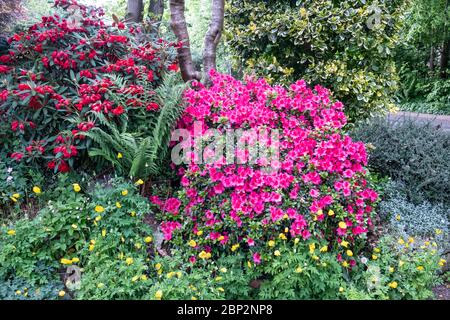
[
  {"x1": 126, "y1": 0, "x2": 144, "y2": 23},
  {"x1": 429, "y1": 46, "x2": 435, "y2": 71},
  {"x1": 202, "y1": 0, "x2": 225, "y2": 85},
  {"x1": 169, "y1": 0, "x2": 201, "y2": 82},
  {"x1": 148, "y1": 0, "x2": 165, "y2": 22},
  {"x1": 440, "y1": 40, "x2": 449, "y2": 78}
]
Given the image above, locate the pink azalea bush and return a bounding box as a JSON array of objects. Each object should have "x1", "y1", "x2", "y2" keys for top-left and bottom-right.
[
  {"x1": 0, "y1": 0, "x2": 178, "y2": 173},
  {"x1": 152, "y1": 71, "x2": 379, "y2": 267}
]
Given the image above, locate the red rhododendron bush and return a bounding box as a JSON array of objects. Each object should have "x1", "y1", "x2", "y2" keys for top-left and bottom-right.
[
  {"x1": 152, "y1": 71, "x2": 379, "y2": 267},
  {"x1": 0, "y1": 0, "x2": 178, "y2": 173}
]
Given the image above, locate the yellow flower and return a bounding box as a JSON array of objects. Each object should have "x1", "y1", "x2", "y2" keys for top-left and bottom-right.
[
  {"x1": 339, "y1": 287, "x2": 345, "y2": 293},
  {"x1": 155, "y1": 263, "x2": 162, "y2": 270},
  {"x1": 299, "y1": 7, "x2": 307, "y2": 17},
  {"x1": 309, "y1": 243, "x2": 316, "y2": 254},
  {"x1": 399, "y1": 260, "x2": 405, "y2": 267},
  {"x1": 439, "y1": 259, "x2": 446, "y2": 267},
  {"x1": 132, "y1": 275, "x2": 139, "y2": 282},
  {"x1": 167, "y1": 272, "x2": 175, "y2": 279},
  {"x1": 144, "y1": 236, "x2": 152, "y2": 243},
  {"x1": 388, "y1": 281, "x2": 398, "y2": 289},
  {"x1": 374, "y1": 247, "x2": 381, "y2": 253},
  {"x1": 71, "y1": 224, "x2": 78, "y2": 229},
  {"x1": 58, "y1": 290, "x2": 66, "y2": 297},
  {"x1": 396, "y1": 214, "x2": 401, "y2": 221},
  {"x1": 231, "y1": 244, "x2": 240, "y2": 252},
  {"x1": 217, "y1": 287, "x2": 225, "y2": 292},
  {"x1": 215, "y1": 276, "x2": 223, "y2": 281},
  {"x1": 125, "y1": 257, "x2": 134, "y2": 265},
  {"x1": 140, "y1": 275, "x2": 148, "y2": 281},
  {"x1": 340, "y1": 240, "x2": 349, "y2": 248},
  {"x1": 295, "y1": 267, "x2": 303, "y2": 273},
  {"x1": 279, "y1": 233, "x2": 287, "y2": 240},
  {"x1": 372, "y1": 255, "x2": 378, "y2": 260},
  {"x1": 199, "y1": 251, "x2": 211, "y2": 259},
  {"x1": 320, "y1": 246, "x2": 328, "y2": 253},
  {"x1": 328, "y1": 209, "x2": 335, "y2": 216},
  {"x1": 416, "y1": 266, "x2": 424, "y2": 271},
  {"x1": 10, "y1": 196, "x2": 17, "y2": 202},
  {"x1": 89, "y1": 244, "x2": 95, "y2": 251},
  {"x1": 71, "y1": 257, "x2": 79, "y2": 263},
  {"x1": 135, "y1": 242, "x2": 142, "y2": 249},
  {"x1": 32, "y1": 186, "x2": 41, "y2": 194},
  {"x1": 60, "y1": 258, "x2": 72, "y2": 265},
  {"x1": 294, "y1": 238, "x2": 300, "y2": 244},
  {"x1": 247, "y1": 261, "x2": 252, "y2": 268},
  {"x1": 220, "y1": 267, "x2": 227, "y2": 273},
  {"x1": 176, "y1": 271, "x2": 182, "y2": 278},
  {"x1": 408, "y1": 237, "x2": 414, "y2": 244},
  {"x1": 389, "y1": 266, "x2": 395, "y2": 273},
  {"x1": 268, "y1": 240, "x2": 275, "y2": 247},
  {"x1": 102, "y1": 229, "x2": 107, "y2": 237},
  {"x1": 130, "y1": 211, "x2": 136, "y2": 217},
  {"x1": 338, "y1": 221, "x2": 347, "y2": 229},
  {"x1": 135, "y1": 179, "x2": 144, "y2": 186},
  {"x1": 191, "y1": 296, "x2": 197, "y2": 300},
  {"x1": 435, "y1": 229, "x2": 442, "y2": 235},
  {"x1": 398, "y1": 238, "x2": 405, "y2": 245},
  {"x1": 97, "y1": 283, "x2": 104, "y2": 288},
  {"x1": 95, "y1": 215, "x2": 102, "y2": 222},
  {"x1": 95, "y1": 205, "x2": 104, "y2": 213},
  {"x1": 155, "y1": 290, "x2": 163, "y2": 300},
  {"x1": 116, "y1": 202, "x2": 122, "y2": 208},
  {"x1": 15, "y1": 290, "x2": 21, "y2": 295},
  {"x1": 346, "y1": 250, "x2": 353, "y2": 257},
  {"x1": 7, "y1": 229, "x2": 16, "y2": 236},
  {"x1": 188, "y1": 240, "x2": 197, "y2": 247},
  {"x1": 73, "y1": 183, "x2": 81, "y2": 192},
  {"x1": 274, "y1": 250, "x2": 281, "y2": 256},
  {"x1": 12, "y1": 193, "x2": 20, "y2": 199},
  {"x1": 196, "y1": 230, "x2": 203, "y2": 236},
  {"x1": 121, "y1": 189, "x2": 128, "y2": 196},
  {"x1": 342, "y1": 261, "x2": 349, "y2": 268},
  {"x1": 117, "y1": 152, "x2": 123, "y2": 159},
  {"x1": 218, "y1": 235, "x2": 225, "y2": 241}
]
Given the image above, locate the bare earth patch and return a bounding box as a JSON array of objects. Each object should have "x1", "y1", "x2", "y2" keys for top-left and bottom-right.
[{"x1": 433, "y1": 283, "x2": 450, "y2": 300}]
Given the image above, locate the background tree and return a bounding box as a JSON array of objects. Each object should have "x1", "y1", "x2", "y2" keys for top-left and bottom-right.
[{"x1": 170, "y1": 0, "x2": 225, "y2": 84}]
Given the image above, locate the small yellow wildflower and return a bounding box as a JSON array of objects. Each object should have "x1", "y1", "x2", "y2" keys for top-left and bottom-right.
[
  {"x1": 338, "y1": 221, "x2": 347, "y2": 229},
  {"x1": 436, "y1": 229, "x2": 442, "y2": 235},
  {"x1": 342, "y1": 261, "x2": 349, "y2": 268},
  {"x1": 140, "y1": 275, "x2": 148, "y2": 281},
  {"x1": 130, "y1": 211, "x2": 136, "y2": 217},
  {"x1": 408, "y1": 237, "x2": 414, "y2": 244},
  {"x1": 121, "y1": 189, "x2": 128, "y2": 196},
  {"x1": 218, "y1": 235, "x2": 225, "y2": 241},
  {"x1": 340, "y1": 240, "x2": 349, "y2": 248},
  {"x1": 294, "y1": 238, "x2": 300, "y2": 244},
  {"x1": 220, "y1": 267, "x2": 227, "y2": 273},
  {"x1": 95, "y1": 205, "x2": 104, "y2": 213},
  {"x1": 117, "y1": 152, "x2": 123, "y2": 159},
  {"x1": 95, "y1": 215, "x2": 102, "y2": 222},
  {"x1": 7, "y1": 229, "x2": 16, "y2": 236},
  {"x1": 188, "y1": 240, "x2": 197, "y2": 247},
  {"x1": 191, "y1": 296, "x2": 197, "y2": 300},
  {"x1": 389, "y1": 267, "x2": 395, "y2": 273},
  {"x1": 196, "y1": 230, "x2": 203, "y2": 236},
  {"x1": 295, "y1": 267, "x2": 303, "y2": 273},
  {"x1": 372, "y1": 254, "x2": 378, "y2": 260},
  {"x1": 339, "y1": 287, "x2": 345, "y2": 293},
  {"x1": 320, "y1": 246, "x2": 328, "y2": 253},
  {"x1": 309, "y1": 243, "x2": 316, "y2": 254},
  {"x1": 398, "y1": 238, "x2": 405, "y2": 245},
  {"x1": 439, "y1": 259, "x2": 446, "y2": 267},
  {"x1": 155, "y1": 263, "x2": 162, "y2": 270},
  {"x1": 231, "y1": 244, "x2": 240, "y2": 252},
  {"x1": 274, "y1": 250, "x2": 281, "y2": 256},
  {"x1": 116, "y1": 202, "x2": 122, "y2": 208},
  {"x1": 97, "y1": 283, "x2": 104, "y2": 288},
  {"x1": 72, "y1": 257, "x2": 79, "y2": 263},
  {"x1": 279, "y1": 233, "x2": 287, "y2": 240},
  {"x1": 416, "y1": 266, "x2": 424, "y2": 271},
  {"x1": 144, "y1": 236, "x2": 152, "y2": 243},
  {"x1": 33, "y1": 186, "x2": 41, "y2": 194},
  {"x1": 125, "y1": 257, "x2": 134, "y2": 265},
  {"x1": 268, "y1": 240, "x2": 275, "y2": 247},
  {"x1": 199, "y1": 251, "x2": 211, "y2": 259},
  {"x1": 12, "y1": 193, "x2": 20, "y2": 199},
  {"x1": 155, "y1": 290, "x2": 163, "y2": 300},
  {"x1": 135, "y1": 179, "x2": 144, "y2": 186},
  {"x1": 60, "y1": 258, "x2": 72, "y2": 265},
  {"x1": 374, "y1": 247, "x2": 381, "y2": 253},
  {"x1": 328, "y1": 209, "x2": 335, "y2": 216},
  {"x1": 71, "y1": 224, "x2": 78, "y2": 229},
  {"x1": 346, "y1": 250, "x2": 353, "y2": 257},
  {"x1": 388, "y1": 281, "x2": 398, "y2": 289},
  {"x1": 58, "y1": 290, "x2": 66, "y2": 297},
  {"x1": 399, "y1": 260, "x2": 405, "y2": 267},
  {"x1": 73, "y1": 183, "x2": 81, "y2": 192},
  {"x1": 396, "y1": 214, "x2": 401, "y2": 221},
  {"x1": 217, "y1": 287, "x2": 225, "y2": 292},
  {"x1": 102, "y1": 229, "x2": 107, "y2": 237}
]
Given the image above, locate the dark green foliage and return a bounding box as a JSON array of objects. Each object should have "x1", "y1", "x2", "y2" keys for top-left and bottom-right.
[
  {"x1": 352, "y1": 117, "x2": 450, "y2": 205},
  {"x1": 225, "y1": 0, "x2": 406, "y2": 121}
]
